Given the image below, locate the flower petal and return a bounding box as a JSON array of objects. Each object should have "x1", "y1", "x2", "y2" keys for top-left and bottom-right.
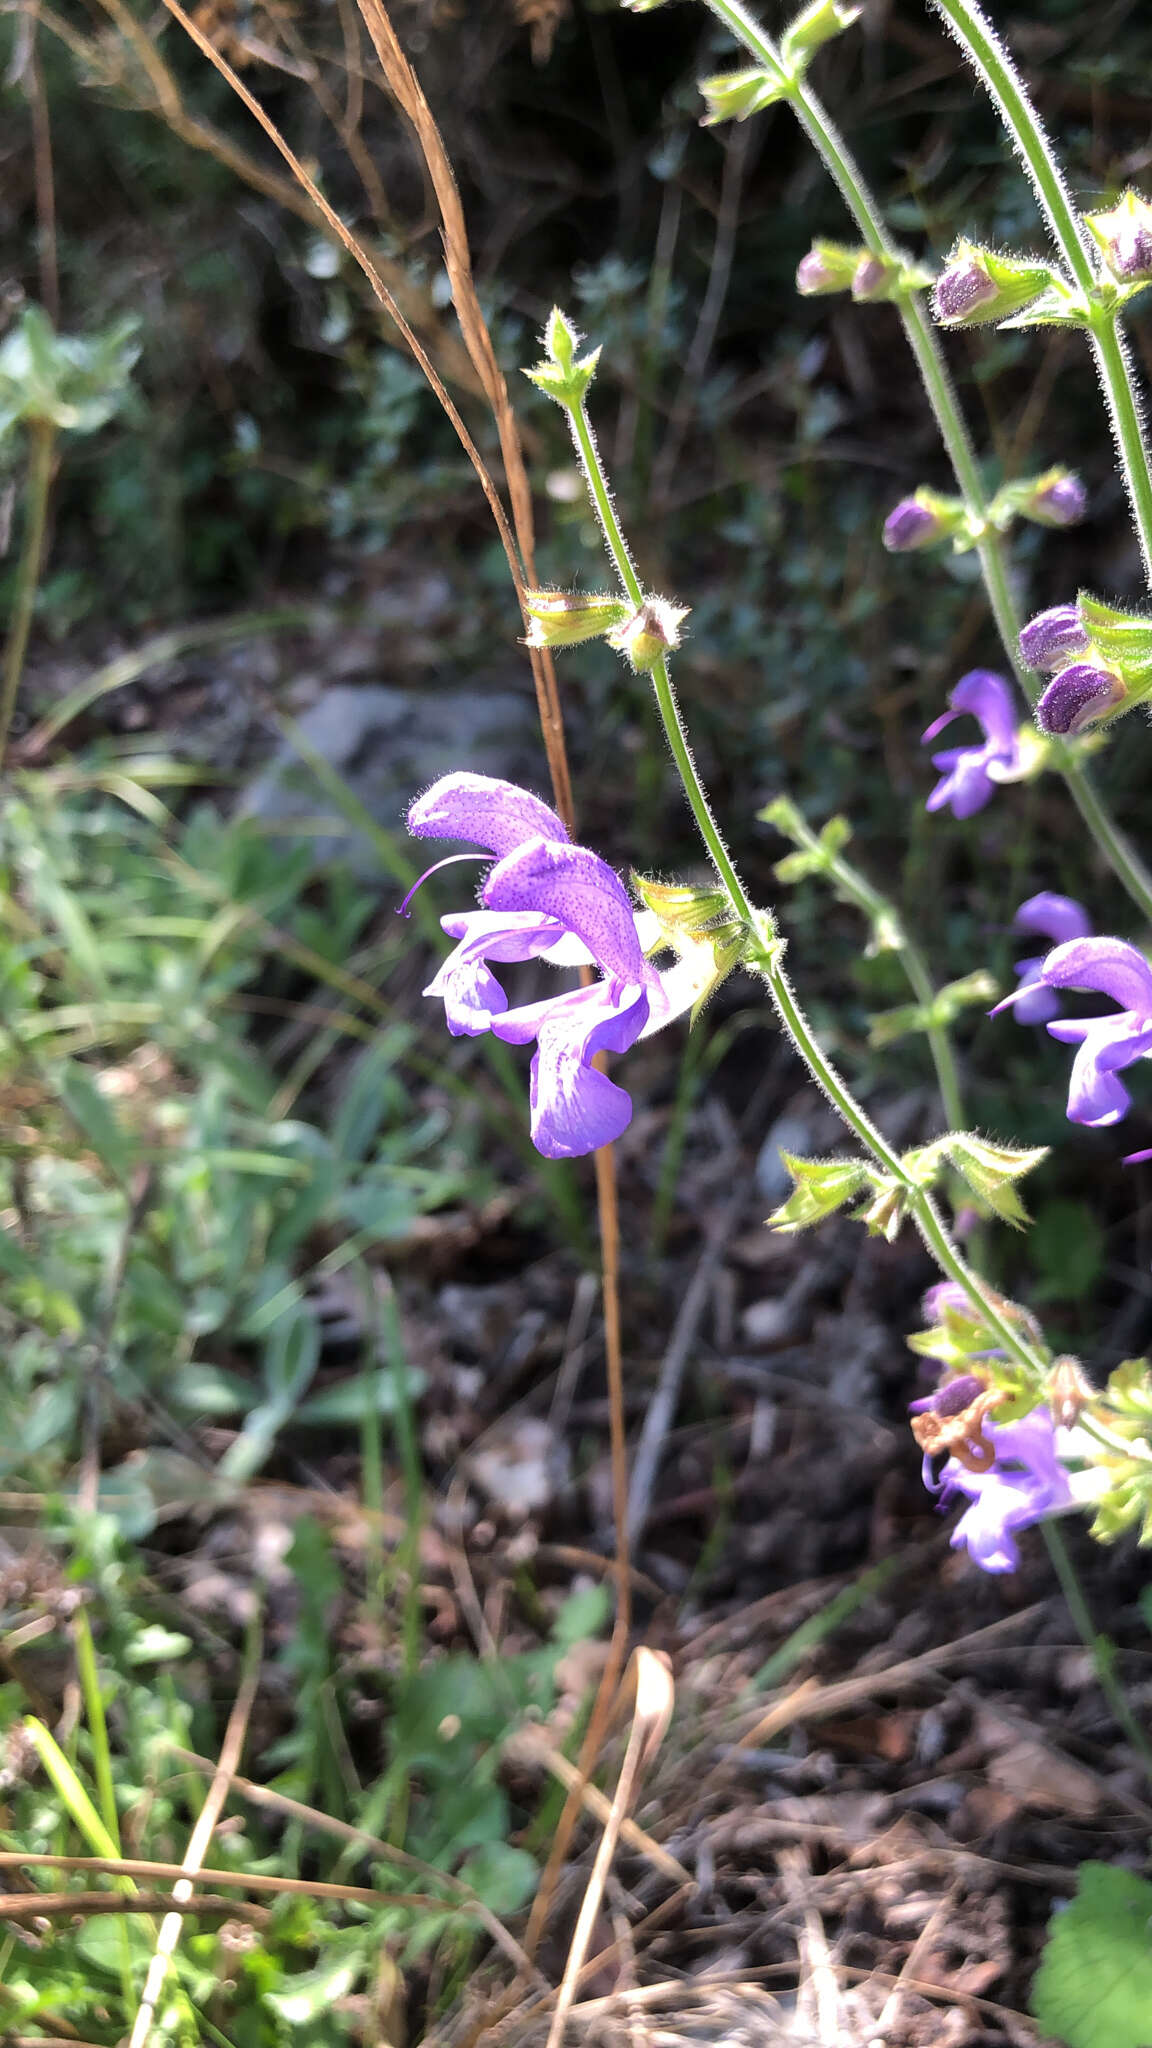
[
  {"x1": 944, "y1": 1408, "x2": 1072, "y2": 1572},
  {"x1": 1013, "y1": 892, "x2": 1092, "y2": 947},
  {"x1": 1039, "y1": 936, "x2": 1152, "y2": 1014},
  {"x1": 427, "y1": 909, "x2": 565, "y2": 1035},
  {"x1": 487, "y1": 979, "x2": 649, "y2": 1157},
  {"x1": 408, "y1": 772, "x2": 570, "y2": 858},
  {"x1": 484, "y1": 839, "x2": 650, "y2": 985},
  {"x1": 949, "y1": 668, "x2": 1018, "y2": 749},
  {"x1": 927, "y1": 752, "x2": 994, "y2": 818},
  {"x1": 1011, "y1": 959, "x2": 1060, "y2": 1025},
  {"x1": 1064, "y1": 1030, "x2": 1137, "y2": 1125}
]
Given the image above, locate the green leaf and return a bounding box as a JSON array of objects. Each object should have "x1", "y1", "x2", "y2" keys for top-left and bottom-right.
[
  {"x1": 265, "y1": 1955, "x2": 361, "y2": 2025},
  {"x1": 23, "y1": 1717, "x2": 122, "y2": 1861},
  {"x1": 1032, "y1": 1862, "x2": 1152, "y2": 2048},
  {"x1": 55, "y1": 1061, "x2": 135, "y2": 1184},
  {"x1": 457, "y1": 1842, "x2": 538, "y2": 1915},
  {"x1": 295, "y1": 1366, "x2": 426, "y2": 1426}
]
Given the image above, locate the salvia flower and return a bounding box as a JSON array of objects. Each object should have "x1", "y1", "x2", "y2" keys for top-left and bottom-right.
[
  {"x1": 921, "y1": 669, "x2": 1022, "y2": 819},
  {"x1": 932, "y1": 246, "x2": 999, "y2": 324},
  {"x1": 406, "y1": 772, "x2": 695, "y2": 1160},
  {"x1": 1036, "y1": 660, "x2": 1125, "y2": 735},
  {"x1": 882, "y1": 488, "x2": 957, "y2": 552},
  {"x1": 795, "y1": 241, "x2": 859, "y2": 296},
  {"x1": 1085, "y1": 189, "x2": 1152, "y2": 285},
  {"x1": 921, "y1": 1279, "x2": 974, "y2": 1323},
  {"x1": 994, "y1": 936, "x2": 1152, "y2": 1126},
  {"x1": 937, "y1": 1407, "x2": 1073, "y2": 1573},
  {"x1": 1019, "y1": 603, "x2": 1090, "y2": 671},
  {"x1": 1010, "y1": 892, "x2": 1093, "y2": 1026},
  {"x1": 931, "y1": 239, "x2": 1051, "y2": 328},
  {"x1": 1024, "y1": 469, "x2": 1087, "y2": 528}
]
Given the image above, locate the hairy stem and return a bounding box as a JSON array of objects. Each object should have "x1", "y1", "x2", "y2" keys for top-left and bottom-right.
[
  {"x1": 567, "y1": 375, "x2": 1047, "y2": 1383},
  {"x1": 776, "y1": 810, "x2": 966, "y2": 1130},
  {"x1": 929, "y1": 0, "x2": 1152, "y2": 585},
  {"x1": 0, "y1": 418, "x2": 56, "y2": 775},
  {"x1": 692, "y1": 0, "x2": 1152, "y2": 924}
]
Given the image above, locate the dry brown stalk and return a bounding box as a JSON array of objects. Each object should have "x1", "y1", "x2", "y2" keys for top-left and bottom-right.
[
  {"x1": 0, "y1": 1850, "x2": 462, "y2": 1912},
  {"x1": 544, "y1": 1648, "x2": 674, "y2": 2048},
  {"x1": 503, "y1": 1724, "x2": 692, "y2": 1885},
  {"x1": 0, "y1": 1890, "x2": 269, "y2": 1923},
  {"x1": 523, "y1": 1143, "x2": 630, "y2": 1963},
  {"x1": 21, "y1": 0, "x2": 480, "y2": 400},
  {"x1": 166, "y1": 1740, "x2": 541, "y2": 1978},
  {"x1": 353, "y1": 0, "x2": 572, "y2": 827},
  {"x1": 127, "y1": 1626, "x2": 262, "y2": 2048}
]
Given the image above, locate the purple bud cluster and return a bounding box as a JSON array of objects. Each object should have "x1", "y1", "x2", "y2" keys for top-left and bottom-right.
[
  {"x1": 883, "y1": 495, "x2": 942, "y2": 552},
  {"x1": 1018, "y1": 602, "x2": 1125, "y2": 735}
]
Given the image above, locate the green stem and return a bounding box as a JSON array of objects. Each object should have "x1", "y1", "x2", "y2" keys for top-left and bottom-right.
[
  {"x1": 777, "y1": 808, "x2": 966, "y2": 1128},
  {"x1": 694, "y1": 0, "x2": 1152, "y2": 924},
  {"x1": 929, "y1": 0, "x2": 1152, "y2": 586},
  {"x1": 1042, "y1": 1520, "x2": 1152, "y2": 1794},
  {"x1": 568, "y1": 399, "x2": 752, "y2": 921},
  {"x1": 0, "y1": 418, "x2": 56, "y2": 775},
  {"x1": 1092, "y1": 314, "x2": 1152, "y2": 584},
  {"x1": 568, "y1": 379, "x2": 1048, "y2": 1384}
]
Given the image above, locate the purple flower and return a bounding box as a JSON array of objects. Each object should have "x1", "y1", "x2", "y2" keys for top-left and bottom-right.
[
  {"x1": 1010, "y1": 892, "x2": 1093, "y2": 1025},
  {"x1": 1027, "y1": 472, "x2": 1087, "y2": 528},
  {"x1": 1036, "y1": 661, "x2": 1125, "y2": 735},
  {"x1": 796, "y1": 248, "x2": 841, "y2": 295},
  {"x1": 921, "y1": 669, "x2": 1021, "y2": 819},
  {"x1": 407, "y1": 772, "x2": 690, "y2": 1160},
  {"x1": 852, "y1": 254, "x2": 894, "y2": 302},
  {"x1": 940, "y1": 1407, "x2": 1073, "y2": 1573},
  {"x1": 921, "y1": 1280, "x2": 972, "y2": 1322},
  {"x1": 883, "y1": 493, "x2": 943, "y2": 552},
  {"x1": 1019, "y1": 603, "x2": 1090, "y2": 671},
  {"x1": 932, "y1": 251, "x2": 998, "y2": 324},
  {"x1": 994, "y1": 936, "x2": 1152, "y2": 1126}
]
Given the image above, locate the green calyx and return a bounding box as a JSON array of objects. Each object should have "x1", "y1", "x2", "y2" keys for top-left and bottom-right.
[
  {"x1": 523, "y1": 591, "x2": 632, "y2": 650},
  {"x1": 0, "y1": 303, "x2": 138, "y2": 439},
  {"x1": 780, "y1": 0, "x2": 862, "y2": 65},
  {"x1": 525, "y1": 307, "x2": 601, "y2": 407},
  {"x1": 1077, "y1": 591, "x2": 1152, "y2": 680},
  {"x1": 868, "y1": 971, "x2": 999, "y2": 1050},
  {"x1": 632, "y1": 872, "x2": 749, "y2": 1022},
  {"x1": 699, "y1": 65, "x2": 789, "y2": 125},
  {"x1": 700, "y1": 0, "x2": 861, "y2": 125}
]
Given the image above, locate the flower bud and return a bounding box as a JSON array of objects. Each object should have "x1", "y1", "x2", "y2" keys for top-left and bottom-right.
[
  {"x1": 882, "y1": 488, "x2": 960, "y2": 552},
  {"x1": 923, "y1": 1372, "x2": 989, "y2": 1418},
  {"x1": 524, "y1": 590, "x2": 632, "y2": 650},
  {"x1": 932, "y1": 239, "x2": 1051, "y2": 328},
  {"x1": 608, "y1": 597, "x2": 689, "y2": 672},
  {"x1": 852, "y1": 253, "x2": 901, "y2": 302},
  {"x1": 781, "y1": 0, "x2": 862, "y2": 65},
  {"x1": 1047, "y1": 1355, "x2": 1094, "y2": 1430},
  {"x1": 1085, "y1": 189, "x2": 1152, "y2": 284},
  {"x1": 699, "y1": 66, "x2": 787, "y2": 124},
  {"x1": 1036, "y1": 661, "x2": 1125, "y2": 735},
  {"x1": 1022, "y1": 468, "x2": 1087, "y2": 528},
  {"x1": 525, "y1": 307, "x2": 601, "y2": 407},
  {"x1": 1019, "y1": 604, "x2": 1090, "y2": 671},
  {"x1": 796, "y1": 240, "x2": 860, "y2": 295}
]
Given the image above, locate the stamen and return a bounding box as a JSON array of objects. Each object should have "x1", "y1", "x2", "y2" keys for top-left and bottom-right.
[{"x1": 396, "y1": 853, "x2": 488, "y2": 918}]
